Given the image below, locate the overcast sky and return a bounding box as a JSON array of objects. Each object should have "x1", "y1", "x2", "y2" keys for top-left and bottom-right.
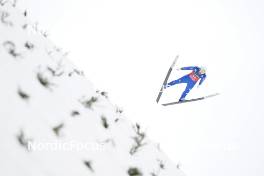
[{"x1": 19, "y1": 0, "x2": 264, "y2": 175}]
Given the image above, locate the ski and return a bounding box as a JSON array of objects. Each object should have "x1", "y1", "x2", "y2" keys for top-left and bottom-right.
[
  {"x1": 156, "y1": 56, "x2": 179, "y2": 103},
  {"x1": 162, "y1": 93, "x2": 219, "y2": 106}
]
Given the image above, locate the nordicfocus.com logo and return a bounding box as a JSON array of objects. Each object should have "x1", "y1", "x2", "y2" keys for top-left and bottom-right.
[{"x1": 27, "y1": 140, "x2": 106, "y2": 152}]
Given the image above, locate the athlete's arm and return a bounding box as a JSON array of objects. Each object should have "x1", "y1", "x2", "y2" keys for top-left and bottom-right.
[
  {"x1": 198, "y1": 74, "x2": 206, "y2": 86},
  {"x1": 180, "y1": 66, "x2": 198, "y2": 71}
]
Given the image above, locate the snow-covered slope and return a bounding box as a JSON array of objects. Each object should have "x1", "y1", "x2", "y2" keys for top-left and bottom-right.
[{"x1": 0, "y1": 2, "x2": 184, "y2": 176}]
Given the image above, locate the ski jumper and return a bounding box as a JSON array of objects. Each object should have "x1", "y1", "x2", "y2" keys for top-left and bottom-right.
[{"x1": 167, "y1": 66, "x2": 206, "y2": 101}]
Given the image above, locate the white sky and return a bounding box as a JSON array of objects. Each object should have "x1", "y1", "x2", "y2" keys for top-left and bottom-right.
[{"x1": 18, "y1": 0, "x2": 264, "y2": 175}]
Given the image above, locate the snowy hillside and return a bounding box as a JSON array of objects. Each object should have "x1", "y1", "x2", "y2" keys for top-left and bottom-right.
[{"x1": 0, "y1": 2, "x2": 184, "y2": 176}]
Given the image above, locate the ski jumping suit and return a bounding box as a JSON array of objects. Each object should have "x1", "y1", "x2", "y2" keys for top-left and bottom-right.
[{"x1": 167, "y1": 66, "x2": 206, "y2": 101}]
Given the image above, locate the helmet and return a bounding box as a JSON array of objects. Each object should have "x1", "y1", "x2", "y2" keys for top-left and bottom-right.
[{"x1": 199, "y1": 66, "x2": 207, "y2": 74}]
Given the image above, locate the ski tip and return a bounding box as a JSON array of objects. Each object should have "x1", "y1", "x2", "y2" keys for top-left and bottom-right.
[
  {"x1": 212, "y1": 93, "x2": 220, "y2": 97},
  {"x1": 171, "y1": 55, "x2": 179, "y2": 67},
  {"x1": 214, "y1": 93, "x2": 220, "y2": 97},
  {"x1": 204, "y1": 93, "x2": 220, "y2": 99}
]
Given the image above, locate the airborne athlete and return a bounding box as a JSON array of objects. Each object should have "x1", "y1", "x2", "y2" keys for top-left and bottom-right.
[{"x1": 164, "y1": 66, "x2": 207, "y2": 102}]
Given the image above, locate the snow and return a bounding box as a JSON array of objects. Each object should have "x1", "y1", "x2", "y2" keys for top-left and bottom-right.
[
  {"x1": 0, "y1": 3, "x2": 184, "y2": 176},
  {"x1": 28, "y1": 1, "x2": 264, "y2": 176}
]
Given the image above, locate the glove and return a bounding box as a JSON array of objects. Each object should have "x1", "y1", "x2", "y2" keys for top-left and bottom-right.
[{"x1": 175, "y1": 68, "x2": 181, "y2": 71}]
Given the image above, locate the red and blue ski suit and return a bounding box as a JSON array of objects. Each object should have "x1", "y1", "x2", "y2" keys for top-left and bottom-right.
[{"x1": 167, "y1": 66, "x2": 206, "y2": 101}]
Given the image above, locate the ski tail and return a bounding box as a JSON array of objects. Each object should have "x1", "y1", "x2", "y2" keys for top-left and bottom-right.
[
  {"x1": 162, "y1": 93, "x2": 219, "y2": 106},
  {"x1": 156, "y1": 56, "x2": 179, "y2": 103}
]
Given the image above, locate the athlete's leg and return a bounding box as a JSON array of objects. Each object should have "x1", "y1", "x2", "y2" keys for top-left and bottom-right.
[
  {"x1": 179, "y1": 81, "x2": 196, "y2": 101},
  {"x1": 166, "y1": 75, "x2": 189, "y2": 88}
]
